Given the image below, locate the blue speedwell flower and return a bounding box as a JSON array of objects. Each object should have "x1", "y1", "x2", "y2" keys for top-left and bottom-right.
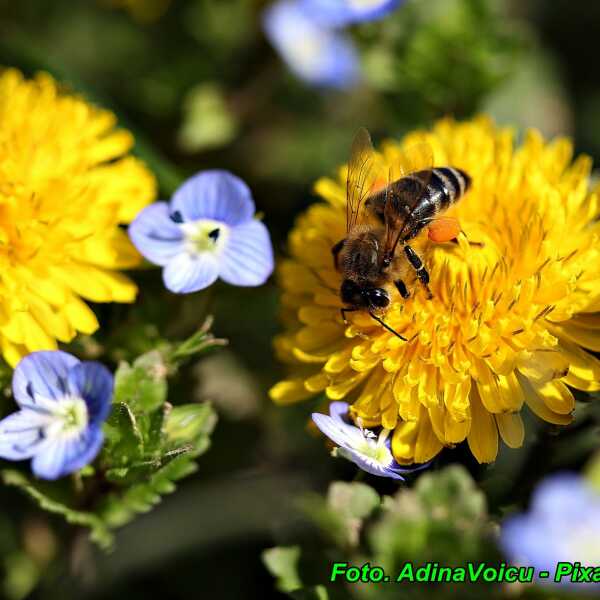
[
  {"x1": 312, "y1": 402, "x2": 421, "y2": 479},
  {"x1": 263, "y1": 0, "x2": 360, "y2": 89},
  {"x1": 300, "y1": 0, "x2": 403, "y2": 27},
  {"x1": 0, "y1": 351, "x2": 112, "y2": 480},
  {"x1": 129, "y1": 170, "x2": 274, "y2": 294},
  {"x1": 501, "y1": 473, "x2": 600, "y2": 588}
]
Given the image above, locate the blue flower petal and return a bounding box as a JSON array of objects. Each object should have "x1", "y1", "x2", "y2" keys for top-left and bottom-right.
[
  {"x1": 0, "y1": 410, "x2": 48, "y2": 460},
  {"x1": 530, "y1": 473, "x2": 593, "y2": 518},
  {"x1": 300, "y1": 0, "x2": 402, "y2": 27},
  {"x1": 329, "y1": 401, "x2": 350, "y2": 422},
  {"x1": 219, "y1": 220, "x2": 274, "y2": 286},
  {"x1": 338, "y1": 447, "x2": 405, "y2": 480},
  {"x1": 163, "y1": 252, "x2": 220, "y2": 294},
  {"x1": 312, "y1": 411, "x2": 365, "y2": 450},
  {"x1": 171, "y1": 170, "x2": 255, "y2": 226},
  {"x1": 128, "y1": 202, "x2": 185, "y2": 267},
  {"x1": 31, "y1": 426, "x2": 104, "y2": 480},
  {"x1": 13, "y1": 351, "x2": 80, "y2": 407},
  {"x1": 263, "y1": 0, "x2": 360, "y2": 89},
  {"x1": 67, "y1": 362, "x2": 113, "y2": 425}
]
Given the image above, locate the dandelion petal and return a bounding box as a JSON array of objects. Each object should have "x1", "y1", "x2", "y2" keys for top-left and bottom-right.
[
  {"x1": 67, "y1": 362, "x2": 113, "y2": 424},
  {"x1": 129, "y1": 202, "x2": 185, "y2": 266},
  {"x1": 12, "y1": 351, "x2": 79, "y2": 406},
  {"x1": 171, "y1": 170, "x2": 255, "y2": 226},
  {"x1": 163, "y1": 252, "x2": 220, "y2": 294},
  {"x1": 0, "y1": 411, "x2": 47, "y2": 460},
  {"x1": 219, "y1": 220, "x2": 274, "y2": 286},
  {"x1": 31, "y1": 426, "x2": 104, "y2": 480}
]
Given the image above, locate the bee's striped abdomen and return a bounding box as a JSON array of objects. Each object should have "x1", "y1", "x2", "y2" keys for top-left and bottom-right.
[
  {"x1": 429, "y1": 167, "x2": 471, "y2": 210},
  {"x1": 365, "y1": 167, "x2": 471, "y2": 238}
]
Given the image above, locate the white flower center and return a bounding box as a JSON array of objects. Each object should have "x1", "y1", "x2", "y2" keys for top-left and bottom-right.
[
  {"x1": 566, "y1": 524, "x2": 600, "y2": 563},
  {"x1": 46, "y1": 396, "x2": 89, "y2": 440},
  {"x1": 294, "y1": 36, "x2": 326, "y2": 71},
  {"x1": 180, "y1": 218, "x2": 229, "y2": 256},
  {"x1": 348, "y1": 0, "x2": 385, "y2": 10},
  {"x1": 355, "y1": 428, "x2": 395, "y2": 467}
]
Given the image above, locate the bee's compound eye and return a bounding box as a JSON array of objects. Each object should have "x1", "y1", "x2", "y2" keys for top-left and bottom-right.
[{"x1": 368, "y1": 288, "x2": 390, "y2": 308}]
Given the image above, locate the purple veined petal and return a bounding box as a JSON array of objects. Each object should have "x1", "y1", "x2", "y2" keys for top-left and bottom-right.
[
  {"x1": 67, "y1": 362, "x2": 113, "y2": 425},
  {"x1": 312, "y1": 411, "x2": 366, "y2": 450},
  {"x1": 128, "y1": 202, "x2": 186, "y2": 266},
  {"x1": 219, "y1": 220, "x2": 274, "y2": 287},
  {"x1": 299, "y1": 0, "x2": 403, "y2": 28},
  {"x1": 0, "y1": 410, "x2": 49, "y2": 460},
  {"x1": 13, "y1": 351, "x2": 80, "y2": 407},
  {"x1": 388, "y1": 459, "x2": 430, "y2": 474},
  {"x1": 31, "y1": 426, "x2": 104, "y2": 480},
  {"x1": 328, "y1": 401, "x2": 350, "y2": 422},
  {"x1": 163, "y1": 252, "x2": 220, "y2": 294},
  {"x1": 262, "y1": 0, "x2": 361, "y2": 89},
  {"x1": 338, "y1": 447, "x2": 405, "y2": 480},
  {"x1": 500, "y1": 515, "x2": 558, "y2": 573},
  {"x1": 171, "y1": 170, "x2": 255, "y2": 226},
  {"x1": 530, "y1": 473, "x2": 593, "y2": 519}
]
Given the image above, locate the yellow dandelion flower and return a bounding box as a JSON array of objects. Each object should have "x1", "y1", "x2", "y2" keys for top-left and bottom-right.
[
  {"x1": 0, "y1": 69, "x2": 156, "y2": 366},
  {"x1": 270, "y1": 116, "x2": 600, "y2": 464}
]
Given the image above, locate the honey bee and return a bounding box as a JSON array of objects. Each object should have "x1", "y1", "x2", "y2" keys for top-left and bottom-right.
[{"x1": 332, "y1": 128, "x2": 471, "y2": 339}]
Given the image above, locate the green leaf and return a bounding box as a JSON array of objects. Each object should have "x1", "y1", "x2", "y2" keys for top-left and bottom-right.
[
  {"x1": 1, "y1": 470, "x2": 113, "y2": 549},
  {"x1": 113, "y1": 350, "x2": 168, "y2": 413},
  {"x1": 98, "y1": 402, "x2": 217, "y2": 529},
  {"x1": 327, "y1": 481, "x2": 380, "y2": 521},
  {"x1": 98, "y1": 454, "x2": 199, "y2": 528},
  {"x1": 167, "y1": 321, "x2": 227, "y2": 366},
  {"x1": 178, "y1": 83, "x2": 238, "y2": 153},
  {"x1": 369, "y1": 466, "x2": 492, "y2": 569},
  {"x1": 301, "y1": 482, "x2": 380, "y2": 549},
  {"x1": 164, "y1": 403, "x2": 217, "y2": 451},
  {"x1": 262, "y1": 546, "x2": 302, "y2": 593},
  {"x1": 102, "y1": 402, "x2": 145, "y2": 473}
]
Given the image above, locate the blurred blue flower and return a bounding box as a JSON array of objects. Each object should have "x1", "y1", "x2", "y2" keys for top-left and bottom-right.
[
  {"x1": 0, "y1": 351, "x2": 112, "y2": 480},
  {"x1": 263, "y1": 0, "x2": 360, "y2": 89},
  {"x1": 129, "y1": 170, "x2": 274, "y2": 293},
  {"x1": 501, "y1": 473, "x2": 600, "y2": 588},
  {"x1": 300, "y1": 0, "x2": 403, "y2": 27},
  {"x1": 312, "y1": 402, "x2": 422, "y2": 479}
]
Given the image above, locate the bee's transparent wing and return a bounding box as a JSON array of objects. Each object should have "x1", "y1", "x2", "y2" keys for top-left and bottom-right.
[
  {"x1": 346, "y1": 128, "x2": 386, "y2": 233},
  {"x1": 382, "y1": 142, "x2": 434, "y2": 259},
  {"x1": 386, "y1": 142, "x2": 433, "y2": 182}
]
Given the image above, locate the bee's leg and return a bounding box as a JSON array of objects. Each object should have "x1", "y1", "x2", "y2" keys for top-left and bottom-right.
[
  {"x1": 368, "y1": 312, "x2": 407, "y2": 341},
  {"x1": 404, "y1": 245, "x2": 433, "y2": 299},
  {"x1": 340, "y1": 307, "x2": 357, "y2": 325},
  {"x1": 331, "y1": 239, "x2": 346, "y2": 271},
  {"x1": 394, "y1": 279, "x2": 410, "y2": 299}
]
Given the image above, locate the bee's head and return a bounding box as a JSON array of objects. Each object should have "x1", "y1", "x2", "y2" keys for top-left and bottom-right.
[
  {"x1": 366, "y1": 287, "x2": 390, "y2": 309},
  {"x1": 341, "y1": 280, "x2": 389, "y2": 310}
]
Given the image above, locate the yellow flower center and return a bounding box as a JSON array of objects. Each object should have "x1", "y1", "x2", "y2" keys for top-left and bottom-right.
[{"x1": 180, "y1": 219, "x2": 229, "y2": 255}]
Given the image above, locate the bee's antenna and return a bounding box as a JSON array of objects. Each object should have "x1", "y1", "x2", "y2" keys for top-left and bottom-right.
[{"x1": 368, "y1": 312, "x2": 407, "y2": 341}]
